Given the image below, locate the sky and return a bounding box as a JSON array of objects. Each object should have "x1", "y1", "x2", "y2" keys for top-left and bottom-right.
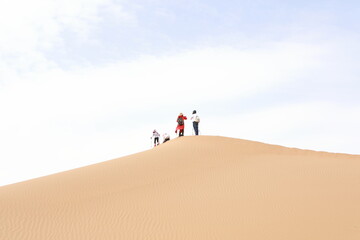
[{"x1": 1, "y1": 0, "x2": 359, "y2": 186}]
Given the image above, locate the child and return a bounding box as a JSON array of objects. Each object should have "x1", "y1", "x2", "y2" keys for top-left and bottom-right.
[{"x1": 163, "y1": 133, "x2": 170, "y2": 143}]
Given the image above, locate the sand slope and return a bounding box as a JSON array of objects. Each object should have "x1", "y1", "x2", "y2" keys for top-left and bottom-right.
[{"x1": 1, "y1": 136, "x2": 360, "y2": 240}]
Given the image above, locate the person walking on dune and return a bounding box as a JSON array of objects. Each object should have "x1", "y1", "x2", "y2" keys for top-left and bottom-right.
[
  {"x1": 191, "y1": 110, "x2": 200, "y2": 135},
  {"x1": 175, "y1": 113, "x2": 187, "y2": 137},
  {"x1": 151, "y1": 129, "x2": 160, "y2": 147}
]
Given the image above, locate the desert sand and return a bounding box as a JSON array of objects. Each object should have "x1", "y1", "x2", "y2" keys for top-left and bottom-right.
[{"x1": 1, "y1": 136, "x2": 359, "y2": 240}]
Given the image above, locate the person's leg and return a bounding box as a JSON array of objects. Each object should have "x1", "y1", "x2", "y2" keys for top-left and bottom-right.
[
  {"x1": 180, "y1": 129, "x2": 184, "y2": 136},
  {"x1": 193, "y1": 122, "x2": 199, "y2": 135}
]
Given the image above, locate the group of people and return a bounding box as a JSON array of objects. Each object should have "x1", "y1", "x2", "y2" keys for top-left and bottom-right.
[{"x1": 151, "y1": 110, "x2": 200, "y2": 147}]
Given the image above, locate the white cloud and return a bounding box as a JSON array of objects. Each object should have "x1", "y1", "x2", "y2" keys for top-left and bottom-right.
[
  {"x1": 73, "y1": 42, "x2": 324, "y2": 104},
  {"x1": 0, "y1": 0, "x2": 131, "y2": 72},
  {"x1": 2, "y1": 42, "x2": 323, "y2": 127}
]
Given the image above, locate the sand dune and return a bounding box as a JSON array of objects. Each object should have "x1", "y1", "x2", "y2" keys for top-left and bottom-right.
[{"x1": 1, "y1": 136, "x2": 360, "y2": 240}]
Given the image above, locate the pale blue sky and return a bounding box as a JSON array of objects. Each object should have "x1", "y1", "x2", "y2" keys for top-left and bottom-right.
[
  {"x1": 42, "y1": 1, "x2": 360, "y2": 65},
  {"x1": 0, "y1": 0, "x2": 359, "y2": 186}
]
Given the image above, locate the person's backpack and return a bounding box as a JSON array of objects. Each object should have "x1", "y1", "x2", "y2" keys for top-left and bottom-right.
[{"x1": 177, "y1": 117, "x2": 184, "y2": 126}]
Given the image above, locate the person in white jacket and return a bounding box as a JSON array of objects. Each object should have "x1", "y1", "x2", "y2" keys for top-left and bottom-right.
[
  {"x1": 163, "y1": 133, "x2": 170, "y2": 143},
  {"x1": 191, "y1": 110, "x2": 200, "y2": 135},
  {"x1": 151, "y1": 130, "x2": 160, "y2": 147}
]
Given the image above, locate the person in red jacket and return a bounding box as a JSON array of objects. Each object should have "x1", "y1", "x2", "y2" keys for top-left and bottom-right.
[{"x1": 175, "y1": 113, "x2": 187, "y2": 137}]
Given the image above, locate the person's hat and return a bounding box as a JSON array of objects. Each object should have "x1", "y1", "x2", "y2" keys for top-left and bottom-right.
[{"x1": 193, "y1": 110, "x2": 197, "y2": 114}]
